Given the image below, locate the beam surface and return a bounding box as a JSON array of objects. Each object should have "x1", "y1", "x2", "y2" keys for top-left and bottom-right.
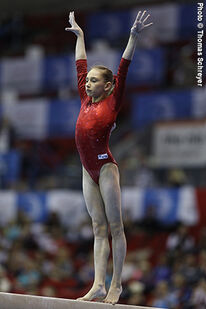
[{"x1": 0, "y1": 293, "x2": 161, "y2": 309}]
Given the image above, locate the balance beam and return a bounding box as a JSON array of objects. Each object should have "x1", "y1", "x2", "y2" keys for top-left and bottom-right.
[{"x1": 0, "y1": 293, "x2": 160, "y2": 309}]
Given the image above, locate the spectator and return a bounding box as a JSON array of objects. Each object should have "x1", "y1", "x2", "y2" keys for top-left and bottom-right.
[
  {"x1": 191, "y1": 278, "x2": 206, "y2": 309},
  {"x1": 166, "y1": 224, "x2": 195, "y2": 254},
  {"x1": 16, "y1": 257, "x2": 41, "y2": 289},
  {"x1": 198, "y1": 227, "x2": 206, "y2": 251},
  {"x1": 179, "y1": 253, "x2": 201, "y2": 286},
  {"x1": 167, "y1": 168, "x2": 187, "y2": 188},
  {"x1": 198, "y1": 249, "x2": 206, "y2": 278},
  {"x1": 0, "y1": 265, "x2": 11, "y2": 292},
  {"x1": 149, "y1": 280, "x2": 171, "y2": 308},
  {"x1": 127, "y1": 281, "x2": 145, "y2": 306},
  {"x1": 0, "y1": 117, "x2": 16, "y2": 154},
  {"x1": 152, "y1": 254, "x2": 171, "y2": 285},
  {"x1": 169, "y1": 272, "x2": 192, "y2": 308}
]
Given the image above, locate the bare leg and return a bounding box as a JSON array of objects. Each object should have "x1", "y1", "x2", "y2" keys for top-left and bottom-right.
[
  {"x1": 78, "y1": 167, "x2": 110, "y2": 301},
  {"x1": 99, "y1": 163, "x2": 127, "y2": 305}
]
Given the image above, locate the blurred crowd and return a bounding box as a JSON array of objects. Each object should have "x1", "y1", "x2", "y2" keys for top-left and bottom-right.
[{"x1": 0, "y1": 210, "x2": 206, "y2": 308}]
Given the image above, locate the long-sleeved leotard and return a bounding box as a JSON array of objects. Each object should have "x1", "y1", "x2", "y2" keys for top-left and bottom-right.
[{"x1": 75, "y1": 58, "x2": 131, "y2": 184}]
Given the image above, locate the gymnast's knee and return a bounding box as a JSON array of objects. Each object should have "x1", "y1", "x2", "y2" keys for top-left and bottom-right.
[
  {"x1": 92, "y1": 221, "x2": 108, "y2": 238},
  {"x1": 110, "y1": 222, "x2": 124, "y2": 238}
]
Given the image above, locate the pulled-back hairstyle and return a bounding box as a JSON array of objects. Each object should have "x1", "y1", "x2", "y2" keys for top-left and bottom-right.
[{"x1": 90, "y1": 65, "x2": 115, "y2": 85}]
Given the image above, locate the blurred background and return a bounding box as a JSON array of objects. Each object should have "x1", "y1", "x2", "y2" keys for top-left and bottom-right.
[{"x1": 0, "y1": 0, "x2": 206, "y2": 308}]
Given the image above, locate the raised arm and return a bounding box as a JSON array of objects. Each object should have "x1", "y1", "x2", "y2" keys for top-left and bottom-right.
[
  {"x1": 122, "y1": 10, "x2": 153, "y2": 61},
  {"x1": 65, "y1": 11, "x2": 87, "y2": 61}
]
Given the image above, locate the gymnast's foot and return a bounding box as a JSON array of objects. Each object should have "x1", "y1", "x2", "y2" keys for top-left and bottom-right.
[
  {"x1": 103, "y1": 285, "x2": 122, "y2": 305},
  {"x1": 77, "y1": 284, "x2": 107, "y2": 302}
]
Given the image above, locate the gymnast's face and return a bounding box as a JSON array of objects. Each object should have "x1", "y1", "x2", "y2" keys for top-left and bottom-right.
[{"x1": 85, "y1": 69, "x2": 111, "y2": 101}]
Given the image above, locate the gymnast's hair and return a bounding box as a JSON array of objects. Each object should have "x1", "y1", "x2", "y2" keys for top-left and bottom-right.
[{"x1": 91, "y1": 65, "x2": 115, "y2": 85}]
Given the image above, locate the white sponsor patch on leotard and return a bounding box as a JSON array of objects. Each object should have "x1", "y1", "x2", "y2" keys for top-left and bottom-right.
[{"x1": 98, "y1": 153, "x2": 108, "y2": 160}]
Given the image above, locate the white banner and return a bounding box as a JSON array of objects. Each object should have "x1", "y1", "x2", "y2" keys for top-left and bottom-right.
[
  {"x1": 1, "y1": 57, "x2": 42, "y2": 93},
  {"x1": 177, "y1": 186, "x2": 199, "y2": 225},
  {"x1": 47, "y1": 190, "x2": 87, "y2": 228},
  {"x1": 152, "y1": 119, "x2": 206, "y2": 166},
  {"x1": 192, "y1": 87, "x2": 206, "y2": 118},
  {"x1": 0, "y1": 187, "x2": 198, "y2": 227},
  {"x1": 8, "y1": 99, "x2": 49, "y2": 140},
  {"x1": 122, "y1": 187, "x2": 145, "y2": 220},
  {"x1": 0, "y1": 191, "x2": 17, "y2": 226}
]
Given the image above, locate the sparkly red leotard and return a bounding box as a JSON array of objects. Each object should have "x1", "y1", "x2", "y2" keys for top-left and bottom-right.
[{"x1": 75, "y1": 58, "x2": 130, "y2": 184}]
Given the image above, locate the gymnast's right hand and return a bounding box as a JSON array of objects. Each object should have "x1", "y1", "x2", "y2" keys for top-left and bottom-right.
[{"x1": 65, "y1": 11, "x2": 83, "y2": 36}]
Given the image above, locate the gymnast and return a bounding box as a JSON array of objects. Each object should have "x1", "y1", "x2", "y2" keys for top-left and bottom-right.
[{"x1": 65, "y1": 10, "x2": 152, "y2": 304}]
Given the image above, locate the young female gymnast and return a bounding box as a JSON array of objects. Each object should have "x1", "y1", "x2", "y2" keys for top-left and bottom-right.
[{"x1": 65, "y1": 10, "x2": 152, "y2": 304}]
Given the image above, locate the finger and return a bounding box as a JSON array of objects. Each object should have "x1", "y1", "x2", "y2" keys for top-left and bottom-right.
[
  {"x1": 135, "y1": 11, "x2": 141, "y2": 23},
  {"x1": 143, "y1": 22, "x2": 153, "y2": 28},
  {"x1": 139, "y1": 10, "x2": 146, "y2": 22},
  {"x1": 143, "y1": 14, "x2": 150, "y2": 24},
  {"x1": 69, "y1": 11, "x2": 74, "y2": 24},
  {"x1": 69, "y1": 11, "x2": 74, "y2": 19},
  {"x1": 69, "y1": 12, "x2": 73, "y2": 24},
  {"x1": 65, "y1": 27, "x2": 72, "y2": 31}
]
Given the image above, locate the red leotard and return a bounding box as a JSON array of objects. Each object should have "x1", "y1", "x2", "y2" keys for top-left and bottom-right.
[{"x1": 75, "y1": 58, "x2": 131, "y2": 184}]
